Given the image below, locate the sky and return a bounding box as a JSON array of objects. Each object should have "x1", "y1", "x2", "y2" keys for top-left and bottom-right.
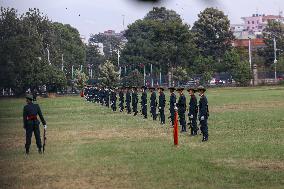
[{"x1": 1, "y1": 0, "x2": 284, "y2": 39}]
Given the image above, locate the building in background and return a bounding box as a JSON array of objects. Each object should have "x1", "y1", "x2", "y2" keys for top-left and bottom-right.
[{"x1": 231, "y1": 12, "x2": 284, "y2": 40}]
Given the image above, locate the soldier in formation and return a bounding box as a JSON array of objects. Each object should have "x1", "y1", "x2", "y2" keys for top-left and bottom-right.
[
  {"x1": 82, "y1": 85, "x2": 209, "y2": 142},
  {"x1": 187, "y1": 87, "x2": 198, "y2": 136},
  {"x1": 158, "y1": 87, "x2": 166, "y2": 125},
  {"x1": 149, "y1": 87, "x2": 157, "y2": 121},
  {"x1": 132, "y1": 87, "x2": 139, "y2": 116}
]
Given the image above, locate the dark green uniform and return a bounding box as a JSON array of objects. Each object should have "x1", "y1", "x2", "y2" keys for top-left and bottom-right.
[
  {"x1": 110, "y1": 90, "x2": 117, "y2": 111},
  {"x1": 119, "y1": 90, "x2": 124, "y2": 112},
  {"x1": 199, "y1": 94, "x2": 209, "y2": 141},
  {"x1": 158, "y1": 91, "x2": 166, "y2": 124},
  {"x1": 141, "y1": 90, "x2": 147, "y2": 119},
  {"x1": 23, "y1": 101, "x2": 46, "y2": 154},
  {"x1": 150, "y1": 91, "x2": 157, "y2": 120},
  {"x1": 125, "y1": 90, "x2": 132, "y2": 114},
  {"x1": 132, "y1": 90, "x2": 138, "y2": 116},
  {"x1": 177, "y1": 94, "x2": 186, "y2": 132},
  {"x1": 188, "y1": 94, "x2": 198, "y2": 135},
  {"x1": 169, "y1": 91, "x2": 176, "y2": 127}
]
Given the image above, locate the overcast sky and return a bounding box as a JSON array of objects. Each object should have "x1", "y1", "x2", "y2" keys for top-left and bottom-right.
[{"x1": 1, "y1": 0, "x2": 284, "y2": 39}]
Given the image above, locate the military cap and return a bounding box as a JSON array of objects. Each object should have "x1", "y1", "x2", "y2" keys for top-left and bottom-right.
[
  {"x1": 187, "y1": 87, "x2": 196, "y2": 92},
  {"x1": 168, "y1": 87, "x2": 176, "y2": 90},
  {"x1": 148, "y1": 87, "x2": 155, "y2": 90},
  {"x1": 26, "y1": 94, "x2": 33, "y2": 100},
  {"x1": 197, "y1": 85, "x2": 206, "y2": 92},
  {"x1": 141, "y1": 86, "x2": 147, "y2": 90},
  {"x1": 176, "y1": 87, "x2": 184, "y2": 91},
  {"x1": 157, "y1": 86, "x2": 164, "y2": 91}
]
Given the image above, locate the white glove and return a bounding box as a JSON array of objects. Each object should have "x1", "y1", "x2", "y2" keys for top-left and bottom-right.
[
  {"x1": 159, "y1": 107, "x2": 161, "y2": 110},
  {"x1": 44, "y1": 125, "x2": 47, "y2": 129},
  {"x1": 190, "y1": 115, "x2": 194, "y2": 119},
  {"x1": 200, "y1": 116, "x2": 205, "y2": 121},
  {"x1": 174, "y1": 106, "x2": 178, "y2": 111}
]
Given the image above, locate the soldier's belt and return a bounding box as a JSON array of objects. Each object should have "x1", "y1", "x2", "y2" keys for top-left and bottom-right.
[{"x1": 27, "y1": 115, "x2": 37, "y2": 121}]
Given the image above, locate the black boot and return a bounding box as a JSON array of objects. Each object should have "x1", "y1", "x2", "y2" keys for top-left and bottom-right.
[
  {"x1": 38, "y1": 148, "x2": 42, "y2": 154},
  {"x1": 25, "y1": 148, "x2": 29, "y2": 155}
]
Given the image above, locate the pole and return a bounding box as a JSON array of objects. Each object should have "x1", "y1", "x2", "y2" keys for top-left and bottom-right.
[
  {"x1": 119, "y1": 67, "x2": 121, "y2": 80},
  {"x1": 122, "y1": 14, "x2": 125, "y2": 29},
  {"x1": 144, "y1": 65, "x2": 146, "y2": 86},
  {"x1": 274, "y1": 37, "x2": 277, "y2": 82},
  {"x1": 248, "y1": 38, "x2": 253, "y2": 85},
  {"x1": 71, "y1": 65, "x2": 74, "y2": 79},
  {"x1": 159, "y1": 71, "x2": 162, "y2": 85},
  {"x1": 80, "y1": 65, "x2": 83, "y2": 72},
  {"x1": 90, "y1": 65, "x2": 93, "y2": 79},
  {"x1": 173, "y1": 111, "x2": 178, "y2": 146},
  {"x1": 47, "y1": 44, "x2": 51, "y2": 65},
  {"x1": 150, "y1": 64, "x2": 153, "y2": 87},
  {"x1": 124, "y1": 66, "x2": 126, "y2": 75},
  {"x1": 61, "y1": 53, "x2": 64, "y2": 71}
]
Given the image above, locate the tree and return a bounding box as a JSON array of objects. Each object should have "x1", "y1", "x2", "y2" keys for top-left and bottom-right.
[
  {"x1": 121, "y1": 7, "x2": 196, "y2": 75},
  {"x1": 258, "y1": 20, "x2": 284, "y2": 67},
  {"x1": 121, "y1": 69, "x2": 144, "y2": 87},
  {"x1": 98, "y1": 61, "x2": 119, "y2": 87},
  {"x1": 192, "y1": 7, "x2": 234, "y2": 72},
  {"x1": 193, "y1": 56, "x2": 214, "y2": 85},
  {"x1": 0, "y1": 7, "x2": 77, "y2": 94},
  {"x1": 89, "y1": 32, "x2": 122, "y2": 61},
  {"x1": 223, "y1": 50, "x2": 251, "y2": 85},
  {"x1": 74, "y1": 70, "x2": 89, "y2": 90},
  {"x1": 86, "y1": 43, "x2": 105, "y2": 77},
  {"x1": 172, "y1": 66, "x2": 189, "y2": 86}
]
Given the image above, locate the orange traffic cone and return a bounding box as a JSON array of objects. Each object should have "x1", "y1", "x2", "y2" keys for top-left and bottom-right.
[{"x1": 173, "y1": 111, "x2": 178, "y2": 146}]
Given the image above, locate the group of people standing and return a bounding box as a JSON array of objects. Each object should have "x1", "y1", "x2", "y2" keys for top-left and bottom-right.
[{"x1": 83, "y1": 85, "x2": 210, "y2": 142}]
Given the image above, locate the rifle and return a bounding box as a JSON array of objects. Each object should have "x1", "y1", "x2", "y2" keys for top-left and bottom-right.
[{"x1": 43, "y1": 128, "x2": 46, "y2": 154}]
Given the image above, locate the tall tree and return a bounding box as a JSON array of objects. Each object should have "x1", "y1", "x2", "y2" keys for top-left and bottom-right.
[
  {"x1": 192, "y1": 7, "x2": 234, "y2": 72},
  {"x1": 98, "y1": 60, "x2": 119, "y2": 87},
  {"x1": 258, "y1": 20, "x2": 284, "y2": 67},
  {"x1": 121, "y1": 7, "x2": 197, "y2": 75}
]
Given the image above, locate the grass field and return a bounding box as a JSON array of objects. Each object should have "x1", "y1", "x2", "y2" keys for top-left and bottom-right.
[{"x1": 0, "y1": 86, "x2": 283, "y2": 189}]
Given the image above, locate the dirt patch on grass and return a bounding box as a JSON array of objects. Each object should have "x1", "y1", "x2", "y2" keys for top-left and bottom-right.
[
  {"x1": 211, "y1": 101, "x2": 284, "y2": 113},
  {"x1": 213, "y1": 158, "x2": 284, "y2": 171}
]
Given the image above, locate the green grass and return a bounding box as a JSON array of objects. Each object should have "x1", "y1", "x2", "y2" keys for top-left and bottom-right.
[{"x1": 0, "y1": 86, "x2": 283, "y2": 189}]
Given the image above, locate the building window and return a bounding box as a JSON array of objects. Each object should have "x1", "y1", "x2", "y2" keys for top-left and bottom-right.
[
  {"x1": 252, "y1": 21, "x2": 254, "y2": 24},
  {"x1": 248, "y1": 21, "x2": 250, "y2": 24},
  {"x1": 257, "y1": 20, "x2": 259, "y2": 24}
]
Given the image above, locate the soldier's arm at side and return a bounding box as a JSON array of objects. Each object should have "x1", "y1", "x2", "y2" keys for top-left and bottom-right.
[
  {"x1": 36, "y1": 105, "x2": 46, "y2": 125},
  {"x1": 23, "y1": 106, "x2": 27, "y2": 129}
]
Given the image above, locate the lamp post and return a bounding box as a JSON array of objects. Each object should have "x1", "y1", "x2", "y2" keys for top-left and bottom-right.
[{"x1": 274, "y1": 38, "x2": 277, "y2": 82}]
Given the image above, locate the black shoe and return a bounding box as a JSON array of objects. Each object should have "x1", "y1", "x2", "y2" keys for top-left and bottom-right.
[
  {"x1": 25, "y1": 148, "x2": 29, "y2": 155},
  {"x1": 38, "y1": 148, "x2": 42, "y2": 154}
]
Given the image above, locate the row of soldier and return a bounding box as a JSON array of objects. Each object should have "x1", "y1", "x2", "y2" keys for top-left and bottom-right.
[{"x1": 83, "y1": 85, "x2": 209, "y2": 142}]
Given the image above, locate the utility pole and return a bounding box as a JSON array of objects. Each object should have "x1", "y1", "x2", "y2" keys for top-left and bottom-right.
[
  {"x1": 71, "y1": 65, "x2": 74, "y2": 79},
  {"x1": 122, "y1": 14, "x2": 125, "y2": 29},
  {"x1": 159, "y1": 71, "x2": 162, "y2": 86},
  {"x1": 150, "y1": 64, "x2": 153, "y2": 87},
  {"x1": 46, "y1": 44, "x2": 51, "y2": 65},
  {"x1": 274, "y1": 37, "x2": 277, "y2": 82},
  {"x1": 144, "y1": 65, "x2": 146, "y2": 86},
  {"x1": 248, "y1": 38, "x2": 253, "y2": 85},
  {"x1": 61, "y1": 53, "x2": 64, "y2": 71}
]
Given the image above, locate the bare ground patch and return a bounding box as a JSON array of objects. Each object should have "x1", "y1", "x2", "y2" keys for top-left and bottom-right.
[
  {"x1": 211, "y1": 101, "x2": 284, "y2": 113},
  {"x1": 212, "y1": 158, "x2": 284, "y2": 171}
]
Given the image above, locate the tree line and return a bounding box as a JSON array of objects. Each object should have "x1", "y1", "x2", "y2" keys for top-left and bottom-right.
[{"x1": 1, "y1": 7, "x2": 283, "y2": 94}]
